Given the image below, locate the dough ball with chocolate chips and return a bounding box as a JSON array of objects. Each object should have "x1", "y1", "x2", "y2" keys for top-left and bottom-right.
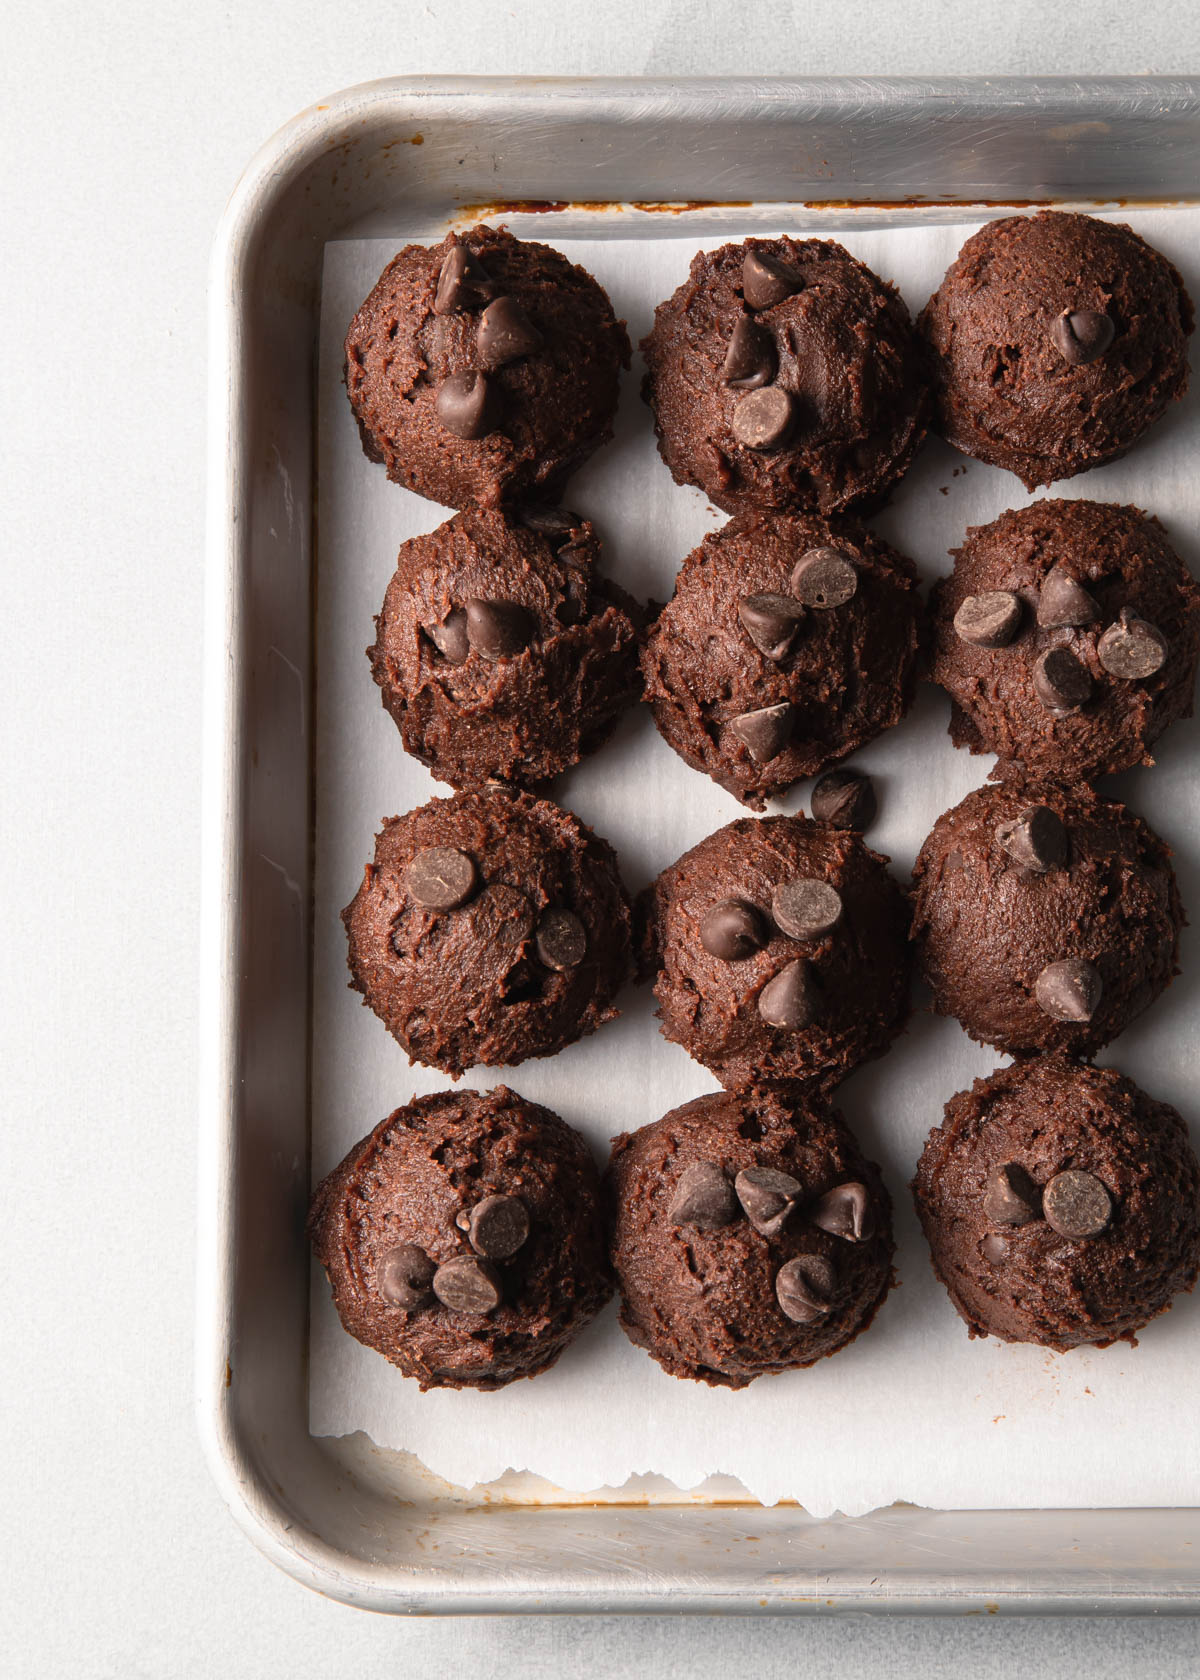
[
  {"x1": 643, "y1": 814, "x2": 911, "y2": 1092},
  {"x1": 641, "y1": 237, "x2": 928, "y2": 515},
  {"x1": 931, "y1": 499, "x2": 1200, "y2": 781},
  {"x1": 345, "y1": 225, "x2": 630, "y2": 509},
  {"x1": 342, "y1": 788, "x2": 633, "y2": 1076},
  {"x1": 308, "y1": 1086, "x2": 612, "y2": 1390},
  {"x1": 911, "y1": 780, "x2": 1182, "y2": 1057},
  {"x1": 369, "y1": 506, "x2": 642, "y2": 789},
  {"x1": 920, "y1": 211, "x2": 1193, "y2": 488},
  {"x1": 641, "y1": 510, "x2": 923, "y2": 808},
  {"x1": 607, "y1": 1086, "x2": 894, "y2": 1387},
  {"x1": 913, "y1": 1058, "x2": 1200, "y2": 1350}
]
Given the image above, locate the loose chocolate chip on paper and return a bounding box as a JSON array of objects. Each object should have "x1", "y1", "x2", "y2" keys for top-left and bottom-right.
[
  {"x1": 953, "y1": 590, "x2": 1022, "y2": 648},
  {"x1": 1035, "y1": 958, "x2": 1102, "y2": 1023},
  {"x1": 996, "y1": 805, "x2": 1069, "y2": 874},
  {"x1": 1097, "y1": 610, "x2": 1168, "y2": 680},
  {"x1": 735, "y1": 1167, "x2": 802, "y2": 1237},
  {"x1": 757, "y1": 958, "x2": 819, "y2": 1031},
  {"x1": 432, "y1": 1255, "x2": 503, "y2": 1314},
  {"x1": 407, "y1": 846, "x2": 477, "y2": 910},
  {"x1": 1037, "y1": 565, "x2": 1101, "y2": 628},
  {"x1": 700, "y1": 898, "x2": 768, "y2": 962},
  {"x1": 771, "y1": 877, "x2": 843, "y2": 941},
  {"x1": 517, "y1": 504, "x2": 581, "y2": 543},
  {"x1": 535, "y1": 908, "x2": 587, "y2": 971},
  {"x1": 731, "y1": 386, "x2": 794, "y2": 450},
  {"x1": 425, "y1": 607, "x2": 470, "y2": 665},
  {"x1": 1034, "y1": 645, "x2": 1093, "y2": 714},
  {"x1": 377, "y1": 1243, "x2": 436, "y2": 1309},
  {"x1": 465, "y1": 598, "x2": 533, "y2": 660},
  {"x1": 728, "y1": 702, "x2": 795, "y2": 764},
  {"x1": 810, "y1": 1181, "x2": 872, "y2": 1242},
  {"x1": 467, "y1": 1194, "x2": 530, "y2": 1260},
  {"x1": 742, "y1": 248, "x2": 803, "y2": 310},
  {"x1": 790, "y1": 547, "x2": 858, "y2": 609},
  {"x1": 433, "y1": 241, "x2": 496, "y2": 315},
  {"x1": 776, "y1": 1254, "x2": 837, "y2": 1324},
  {"x1": 983, "y1": 1163, "x2": 1042, "y2": 1227},
  {"x1": 476, "y1": 295, "x2": 544, "y2": 368},
  {"x1": 1051, "y1": 308, "x2": 1115, "y2": 366},
  {"x1": 738, "y1": 592, "x2": 805, "y2": 661},
  {"x1": 810, "y1": 768, "x2": 876, "y2": 830},
  {"x1": 1042, "y1": 1170, "x2": 1113, "y2": 1239},
  {"x1": 435, "y1": 369, "x2": 502, "y2": 439},
  {"x1": 721, "y1": 315, "x2": 777, "y2": 388},
  {"x1": 669, "y1": 1162, "x2": 739, "y2": 1230}
]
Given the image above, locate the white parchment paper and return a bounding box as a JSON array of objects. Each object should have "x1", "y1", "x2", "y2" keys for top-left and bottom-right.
[{"x1": 311, "y1": 212, "x2": 1200, "y2": 1514}]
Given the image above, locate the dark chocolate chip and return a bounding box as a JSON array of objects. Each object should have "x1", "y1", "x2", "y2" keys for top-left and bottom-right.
[
  {"x1": 432, "y1": 1255, "x2": 503, "y2": 1314},
  {"x1": 738, "y1": 592, "x2": 805, "y2": 661},
  {"x1": 435, "y1": 369, "x2": 502, "y2": 439},
  {"x1": 535, "y1": 908, "x2": 587, "y2": 971},
  {"x1": 700, "y1": 898, "x2": 768, "y2": 962},
  {"x1": 721, "y1": 315, "x2": 777, "y2": 388},
  {"x1": 1051, "y1": 309, "x2": 1115, "y2": 366},
  {"x1": 810, "y1": 768, "x2": 876, "y2": 830},
  {"x1": 517, "y1": 504, "x2": 582, "y2": 543},
  {"x1": 995, "y1": 805, "x2": 1069, "y2": 874},
  {"x1": 1034, "y1": 958, "x2": 1102, "y2": 1023},
  {"x1": 425, "y1": 607, "x2": 470, "y2": 664},
  {"x1": 980, "y1": 1232, "x2": 1010, "y2": 1266},
  {"x1": 1033, "y1": 645, "x2": 1093, "y2": 714},
  {"x1": 810, "y1": 1182, "x2": 872, "y2": 1242},
  {"x1": 757, "y1": 958, "x2": 819, "y2": 1030},
  {"x1": 1097, "y1": 609, "x2": 1168, "y2": 680},
  {"x1": 669, "y1": 1162, "x2": 739, "y2": 1230},
  {"x1": 433, "y1": 241, "x2": 496, "y2": 315},
  {"x1": 953, "y1": 591, "x2": 1022, "y2": 649},
  {"x1": 742, "y1": 248, "x2": 802, "y2": 310},
  {"x1": 467, "y1": 1194, "x2": 530, "y2": 1260},
  {"x1": 776, "y1": 1254, "x2": 836, "y2": 1324},
  {"x1": 476, "y1": 295, "x2": 544, "y2": 368},
  {"x1": 465, "y1": 598, "x2": 533, "y2": 660},
  {"x1": 790, "y1": 547, "x2": 858, "y2": 609},
  {"x1": 377, "y1": 1243, "x2": 436, "y2": 1309},
  {"x1": 728, "y1": 702, "x2": 794, "y2": 764},
  {"x1": 771, "y1": 877, "x2": 843, "y2": 941},
  {"x1": 735, "y1": 1166, "x2": 802, "y2": 1237},
  {"x1": 731, "y1": 386, "x2": 794, "y2": 450},
  {"x1": 1037, "y1": 565, "x2": 1101, "y2": 628},
  {"x1": 983, "y1": 1163, "x2": 1042, "y2": 1227},
  {"x1": 1042, "y1": 1169, "x2": 1112, "y2": 1239},
  {"x1": 407, "y1": 846, "x2": 477, "y2": 910}
]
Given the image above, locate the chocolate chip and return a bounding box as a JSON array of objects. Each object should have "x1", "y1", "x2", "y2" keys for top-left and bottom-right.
[
  {"x1": 983, "y1": 1163, "x2": 1042, "y2": 1227},
  {"x1": 535, "y1": 908, "x2": 587, "y2": 970},
  {"x1": 435, "y1": 370, "x2": 502, "y2": 439},
  {"x1": 465, "y1": 598, "x2": 533, "y2": 660},
  {"x1": 1042, "y1": 1170, "x2": 1112, "y2": 1239},
  {"x1": 810, "y1": 768, "x2": 876, "y2": 830},
  {"x1": 757, "y1": 958, "x2": 818, "y2": 1030},
  {"x1": 790, "y1": 547, "x2": 858, "y2": 609},
  {"x1": 721, "y1": 315, "x2": 777, "y2": 388},
  {"x1": 467, "y1": 1194, "x2": 530, "y2": 1260},
  {"x1": 771, "y1": 877, "x2": 843, "y2": 941},
  {"x1": 425, "y1": 607, "x2": 470, "y2": 664},
  {"x1": 810, "y1": 1182, "x2": 872, "y2": 1242},
  {"x1": 735, "y1": 1167, "x2": 802, "y2": 1237},
  {"x1": 1035, "y1": 958, "x2": 1102, "y2": 1023},
  {"x1": 728, "y1": 702, "x2": 794, "y2": 763},
  {"x1": 377, "y1": 1243, "x2": 436, "y2": 1309},
  {"x1": 432, "y1": 1255, "x2": 503, "y2": 1314},
  {"x1": 1034, "y1": 645, "x2": 1093, "y2": 715},
  {"x1": 669, "y1": 1162, "x2": 739, "y2": 1230},
  {"x1": 517, "y1": 504, "x2": 582, "y2": 543},
  {"x1": 700, "y1": 898, "x2": 768, "y2": 962},
  {"x1": 433, "y1": 241, "x2": 496, "y2": 314},
  {"x1": 407, "y1": 846, "x2": 477, "y2": 910},
  {"x1": 980, "y1": 1232, "x2": 1010, "y2": 1266},
  {"x1": 1037, "y1": 565, "x2": 1101, "y2": 628},
  {"x1": 953, "y1": 591, "x2": 1022, "y2": 649},
  {"x1": 1097, "y1": 609, "x2": 1168, "y2": 680},
  {"x1": 776, "y1": 1254, "x2": 836, "y2": 1324},
  {"x1": 738, "y1": 592, "x2": 805, "y2": 661},
  {"x1": 731, "y1": 386, "x2": 793, "y2": 450},
  {"x1": 1051, "y1": 309, "x2": 1115, "y2": 366},
  {"x1": 995, "y1": 805, "x2": 1068, "y2": 874},
  {"x1": 476, "y1": 295, "x2": 544, "y2": 368},
  {"x1": 742, "y1": 248, "x2": 802, "y2": 310}
]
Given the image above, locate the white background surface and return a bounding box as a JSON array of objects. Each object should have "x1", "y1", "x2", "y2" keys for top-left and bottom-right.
[{"x1": 6, "y1": 2, "x2": 1200, "y2": 1674}]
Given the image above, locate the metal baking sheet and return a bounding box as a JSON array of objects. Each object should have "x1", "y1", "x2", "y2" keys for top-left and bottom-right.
[{"x1": 199, "y1": 75, "x2": 1200, "y2": 1612}]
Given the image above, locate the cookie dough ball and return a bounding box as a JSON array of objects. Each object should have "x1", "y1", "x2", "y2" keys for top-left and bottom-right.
[
  {"x1": 911, "y1": 780, "x2": 1182, "y2": 1057},
  {"x1": 345, "y1": 225, "x2": 630, "y2": 509},
  {"x1": 643, "y1": 815, "x2": 911, "y2": 1092},
  {"x1": 343, "y1": 789, "x2": 633, "y2": 1075},
  {"x1": 913, "y1": 1058, "x2": 1200, "y2": 1350},
  {"x1": 309, "y1": 1087, "x2": 612, "y2": 1390},
  {"x1": 931, "y1": 499, "x2": 1200, "y2": 781},
  {"x1": 607, "y1": 1087, "x2": 894, "y2": 1387},
  {"x1": 641, "y1": 511, "x2": 923, "y2": 808},
  {"x1": 368, "y1": 505, "x2": 642, "y2": 789},
  {"x1": 641, "y1": 237, "x2": 928, "y2": 515},
  {"x1": 920, "y1": 212, "x2": 1193, "y2": 488}
]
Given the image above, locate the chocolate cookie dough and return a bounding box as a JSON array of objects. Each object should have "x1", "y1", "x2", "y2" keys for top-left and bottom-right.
[
  {"x1": 913, "y1": 1058, "x2": 1200, "y2": 1350},
  {"x1": 309, "y1": 1087, "x2": 612, "y2": 1389},
  {"x1": 641, "y1": 510, "x2": 923, "y2": 808},
  {"x1": 643, "y1": 814, "x2": 911, "y2": 1092},
  {"x1": 931, "y1": 499, "x2": 1200, "y2": 781},
  {"x1": 345, "y1": 225, "x2": 630, "y2": 509},
  {"x1": 919, "y1": 212, "x2": 1193, "y2": 488},
  {"x1": 607, "y1": 1086, "x2": 894, "y2": 1387},
  {"x1": 368, "y1": 506, "x2": 642, "y2": 788},
  {"x1": 342, "y1": 788, "x2": 633, "y2": 1075},
  {"x1": 911, "y1": 780, "x2": 1182, "y2": 1057},
  {"x1": 641, "y1": 237, "x2": 928, "y2": 515}
]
